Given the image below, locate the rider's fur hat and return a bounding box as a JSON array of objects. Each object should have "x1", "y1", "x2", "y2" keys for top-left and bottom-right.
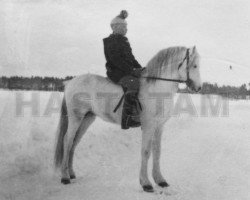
[{"x1": 110, "y1": 10, "x2": 128, "y2": 28}]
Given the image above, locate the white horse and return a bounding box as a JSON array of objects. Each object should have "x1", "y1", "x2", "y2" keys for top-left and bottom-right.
[{"x1": 54, "y1": 46, "x2": 202, "y2": 192}]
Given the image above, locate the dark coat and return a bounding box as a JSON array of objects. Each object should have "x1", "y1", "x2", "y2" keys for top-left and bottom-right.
[{"x1": 103, "y1": 34, "x2": 142, "y2": 83}]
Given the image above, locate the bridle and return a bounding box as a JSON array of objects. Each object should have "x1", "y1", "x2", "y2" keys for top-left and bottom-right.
[{"x1": 141, "y1": 48, "x2": 191, "y2": 84}]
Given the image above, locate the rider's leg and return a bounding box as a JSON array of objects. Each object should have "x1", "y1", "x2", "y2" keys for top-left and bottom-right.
[{"x1": 119, "y1": 75, "x2": 141, "y2": 129}]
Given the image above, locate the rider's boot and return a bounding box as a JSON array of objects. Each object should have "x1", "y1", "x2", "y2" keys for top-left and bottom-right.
[{"x1": 121, "y1": 92, "x2": 141, "y2": 129}]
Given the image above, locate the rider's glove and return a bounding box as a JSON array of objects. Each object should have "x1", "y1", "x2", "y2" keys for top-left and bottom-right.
[{"x1": 131, "y1": 68, "x2": 145, "y2": 78}]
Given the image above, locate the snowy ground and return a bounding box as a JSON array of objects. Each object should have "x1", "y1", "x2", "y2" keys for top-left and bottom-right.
[{"x1": 0, "y1": 90, "x2": 249, "y2": 200}]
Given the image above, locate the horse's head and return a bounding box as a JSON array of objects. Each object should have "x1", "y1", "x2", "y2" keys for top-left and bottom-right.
[
  {"x1": 178, "y1": 46, "x2": 202, "y2": 92},
  {"x1": 145, "y1": 46, "x2": 202, "y2": 92}
]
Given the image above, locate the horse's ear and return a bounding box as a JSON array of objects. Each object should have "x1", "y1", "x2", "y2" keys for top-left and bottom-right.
[{"x1": 190, "y1": 46, "x2": 196, "y2": 55}]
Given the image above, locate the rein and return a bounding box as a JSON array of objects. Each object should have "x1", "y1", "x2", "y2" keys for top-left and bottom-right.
[{"x1": 140, "y1": 76, "x2": 186, "y2": 83}]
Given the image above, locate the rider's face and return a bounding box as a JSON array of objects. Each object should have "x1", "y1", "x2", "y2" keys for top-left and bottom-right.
[
  {"x1": 113, "y1": 23, "x2": 127, "y2": 35},
  {"x1": 121, "y1": 24, "x2": 127, "y2": 35}
]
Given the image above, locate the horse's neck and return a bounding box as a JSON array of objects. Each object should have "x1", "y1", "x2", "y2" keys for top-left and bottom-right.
[
  {"x1": 163, "y1": 63, "x2": 179, "y2": 80},
  {"x1": 141, "y1": 64, "x2": 179, "y2": 93},
  {"x1": 142, "y1": 80, "x2": 178, "y2": 94},
  {"x1": 140, "y1": 75, "x2": 179, "y2": 96}
]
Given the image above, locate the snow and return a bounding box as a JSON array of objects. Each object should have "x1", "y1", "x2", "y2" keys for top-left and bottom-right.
[{"x1": 0, "y1": 90, "x2": 249, "y2": 200}]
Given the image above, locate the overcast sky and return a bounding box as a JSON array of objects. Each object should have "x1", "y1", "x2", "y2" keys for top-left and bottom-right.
[{"x1": 0, "y1": 0, "x2": 249, "y2": 85}]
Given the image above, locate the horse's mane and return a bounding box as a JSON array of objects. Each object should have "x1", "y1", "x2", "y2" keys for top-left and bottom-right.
[{"x1": 144, "y1": 46, "x2": 198, "y2": 82}]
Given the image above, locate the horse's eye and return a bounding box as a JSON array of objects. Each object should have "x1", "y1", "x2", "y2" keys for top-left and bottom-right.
[{"x1": 194, "y1": 65, "x2": 197, "y2": 68}]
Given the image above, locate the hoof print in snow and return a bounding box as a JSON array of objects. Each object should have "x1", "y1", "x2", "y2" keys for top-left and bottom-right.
[
  {"x1": 158, "y1": 181, "x2": 169, "y2": 188},
  {"x1": 61, "y1": 178, "x2": 71, "y2": 184},
  {"x1": 143, "y1": 185, "x2": 154, "y2": 192}
]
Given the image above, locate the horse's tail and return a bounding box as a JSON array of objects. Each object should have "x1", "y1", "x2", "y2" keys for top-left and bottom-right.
[{"x1": 54, "y1": 95, "x2": 68, "y2": 168}]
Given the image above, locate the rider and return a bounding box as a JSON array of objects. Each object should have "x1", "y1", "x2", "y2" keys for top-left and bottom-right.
[{"x1": 103, "y1": 10, "x2": 144, "y2": 129}]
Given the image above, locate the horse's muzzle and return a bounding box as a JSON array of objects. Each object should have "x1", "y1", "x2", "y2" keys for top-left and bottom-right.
[{"x1": 186, "y1": 78, "x2": 201, "y2": 93}]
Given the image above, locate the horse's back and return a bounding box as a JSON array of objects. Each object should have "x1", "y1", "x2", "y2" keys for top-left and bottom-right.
[
  {"x1": 64, "y1": 74, "x2": 123, "y2": 123},
  {"x1": 65, "y1": 73, "x2": 122, "y2": 95}
]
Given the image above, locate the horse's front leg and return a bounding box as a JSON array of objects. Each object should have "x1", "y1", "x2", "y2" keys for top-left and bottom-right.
[
  {"x1": 152, "y1": 126, "x2": 169, "y2": 187},
  {"x1": 140, "y1": 126, "x2": 154, "y2": 192}
]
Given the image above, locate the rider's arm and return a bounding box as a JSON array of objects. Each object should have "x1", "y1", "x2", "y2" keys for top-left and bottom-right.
[
  {"x1": 133, "y1": 59, "x2": 142, "y2": 69},
  {"x1": 106, "y1": 39, "x2": 135, "y2": 74},
  {"x1": 121, "y1": 38, "x2": 142, "y2": 69}
]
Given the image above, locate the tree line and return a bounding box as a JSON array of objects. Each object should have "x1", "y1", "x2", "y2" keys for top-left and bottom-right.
[
  {"x1": 0, "y1": 76, "x2": 74, "y2": 91},
  {"x1": 0, "y1": 76, "x2": 250, "y2": 99},
  {"x1": 179, "y1": 82, "x2": 250, "y2": 99}
]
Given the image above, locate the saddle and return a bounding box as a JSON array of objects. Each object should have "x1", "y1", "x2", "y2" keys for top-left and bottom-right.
[{"x1": 113, "y1": 89, "x2": 142, "y2": 129}]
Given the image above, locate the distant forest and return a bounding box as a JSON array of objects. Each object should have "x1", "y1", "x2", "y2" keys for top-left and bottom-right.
[
  {"x1": 0, "y1": 76, "x2": 74, "y2": 91},
  {"x1": 0, "y1": 76, "x2": 250, "y2": 99}
]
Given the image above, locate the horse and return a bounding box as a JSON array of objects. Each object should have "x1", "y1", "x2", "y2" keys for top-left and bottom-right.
[{"x1": 54, "y1": 46, "x2": 202, "y2": 192}]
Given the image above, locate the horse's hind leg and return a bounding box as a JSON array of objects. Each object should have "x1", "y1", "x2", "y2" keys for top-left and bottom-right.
[
  {"x1": 68, "y1": 112, "x2": 96, "y2": 179},
  {"x1": 61, "y1": 116, "x2": 82, "y2": 184},
  {"x1": 152, "y1": 126, "x2": 169, "y2": 187}
]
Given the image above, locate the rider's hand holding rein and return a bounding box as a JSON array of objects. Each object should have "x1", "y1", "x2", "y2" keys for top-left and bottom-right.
[{"x1": 132, "y1": 68, "x2": 145, "y2": 78}]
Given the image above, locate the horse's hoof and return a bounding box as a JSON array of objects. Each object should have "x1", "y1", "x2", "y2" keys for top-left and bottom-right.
[
  {"x1": 61, "y1": 178, "x2": 71, "y2": 184},
  {"x1": 70, "y1": 174, "x2": 76, "y2": 179},
  {"x1": 142, "y1": 185, "x2": 154, "y2": 192},
  {"x1": 158, "y1": 181, "x2": 169, "y2": 188}
]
